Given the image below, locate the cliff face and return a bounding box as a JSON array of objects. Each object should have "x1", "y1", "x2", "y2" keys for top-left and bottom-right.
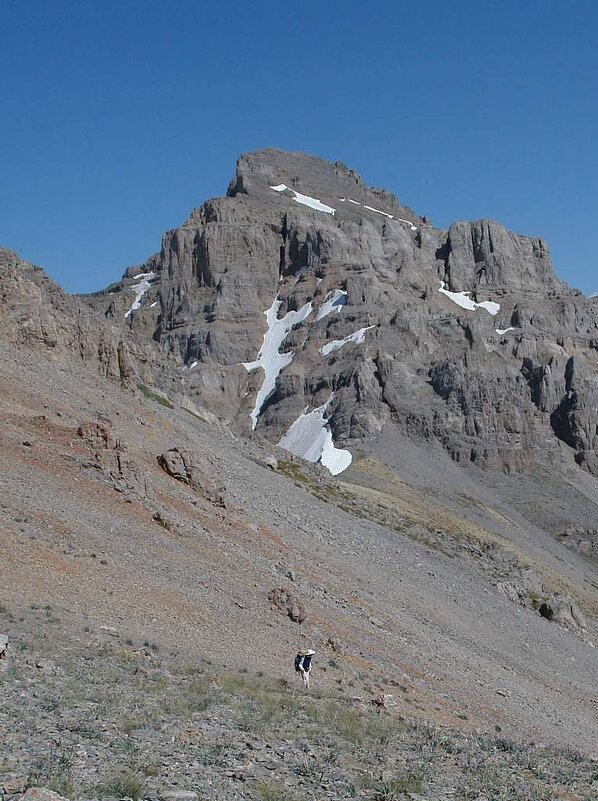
[
  {"x1": 84, "y1": 149, "x2": 598, "y2": 476},
  {"x1": 0, "y1": 247, "x2": 161, "y2": 391}
]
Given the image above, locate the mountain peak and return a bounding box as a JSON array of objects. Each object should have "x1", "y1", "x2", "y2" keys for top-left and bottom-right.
[{"x1": 76, "y1": 149, "x2": 598, "y2": 479}]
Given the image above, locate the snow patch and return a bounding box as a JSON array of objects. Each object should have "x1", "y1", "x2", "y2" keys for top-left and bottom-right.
[
  {"x1": 182, "y1": 360, "x2": 198, "y2": 371},
  {"x1": 243, "y1": 297, "x2": 313, "y2": 430},
  {"x1": 320, "y1": 326, "x2": 374, "y2": 356},
  {"x1": 496, "y1": 327, "x2": 515, "y2": 335},
  {"x1": 341, "y1": 198, "x2": 417, "y2": 230},
  {"x1": 316, "y1": 289, "x2": 348, "y2": 321},
  {"x1": 124, "y1": 272, "x2": 156, "y2": 318},
  {"x1": 439, "y1": 281, "x2": 500, "y2": 316},
  {"x1": 397, "y1": 217, "x2": 418, "y2": 231},
  {"x1": 270, "y1": 184, "x2": 335, "y2": 215},
  {"x1": 278, "y1": 399, "x2": 352, "y2": 476},
  {"x1": 363, "y1": 204, "x2": 393, "y2": 219}
]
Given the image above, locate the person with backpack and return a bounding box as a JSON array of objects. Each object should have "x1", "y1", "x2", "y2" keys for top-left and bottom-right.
[{"x1": 295, "y1": 648, "x2": 315, "y2": 690}]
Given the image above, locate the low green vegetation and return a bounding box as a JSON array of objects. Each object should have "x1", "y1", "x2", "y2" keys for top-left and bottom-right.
[
  {"x1": 26, "y1": 748, "x2": 76, "y2": 798},
  {"x1": 3, "y1": 635, "x2": 597, "y2": 800},
  {"x1": 526, "y1": 588, "x2": 548, "y2": 610},
  {"x1": 98, "y1": 769, "x2": 147, "y2": 800},
  {"x1": 137, "y1": 383, "x2": 174, "y2": 408}
]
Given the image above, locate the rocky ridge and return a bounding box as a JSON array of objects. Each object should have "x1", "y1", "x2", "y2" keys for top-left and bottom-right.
[{"x1": 0, "y1": 247, "x2": 169, "y2": 393}]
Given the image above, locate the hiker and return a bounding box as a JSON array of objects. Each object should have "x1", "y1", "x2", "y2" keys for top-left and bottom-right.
[{"x1": 295, "y1": 648, "x2": 315, "y2": 690}]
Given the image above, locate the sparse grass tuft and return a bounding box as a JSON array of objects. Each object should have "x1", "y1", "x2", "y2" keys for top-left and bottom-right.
[
  {"x1": 253, "y1": 779, "x2": 300, "y2": 801},
  {"x1": 184, "y1": 407, "x2": 208, "y2": 423},
  {"x1": 277, "y1": 459, "x2": 310, "y2": 483},
  {"x1": 7, "y1": 638, "x2": 598, "y2": 801},
  {"x1": 99, "y1": 769, "x2": 147, "y2": 800},
  {"x1": 526, "y1": 589, "x2": 547, "y2": 610},
  {"x1": 26, "y1": 747, "x2": 75, "y2": 798},
  {"x1": 372, "y1": 772, "x2": 423, "y2": 799}
]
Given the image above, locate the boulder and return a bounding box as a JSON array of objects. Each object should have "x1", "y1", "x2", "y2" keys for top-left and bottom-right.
[
  {"x1": 539, "y1": 595, "x2": 586, "y2": 631},
  {"x1": 268, "y1": 586, "x2": 307, "y2": 623},
  {"x1": 157, "y1": 447, "x2": 225, "y2": 506},
  {"x1": 0, "y1": 633, "x2": 8, "y2": 657},
  {"x1": 77, "y1": 421, "x2": 148, "y2": 497},
  {"x1": 20, "y1": 789, "x2": 68, "y2": 801}
]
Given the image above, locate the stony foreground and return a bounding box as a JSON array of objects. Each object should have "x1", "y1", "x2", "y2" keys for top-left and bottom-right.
[{"x1": 1, "y1": 607, "x2": 597, "y2": 801}]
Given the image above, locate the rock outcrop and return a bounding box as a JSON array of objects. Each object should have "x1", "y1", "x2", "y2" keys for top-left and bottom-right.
[
  {"x1": 157, "y1": 447, "x2": 225, "y2": 506},
  {"x1": 267, "y1": 586, "x2": 307, "y2": 623},
  {"x1": 76, "y1": 421, "x2": 149, "y2": 497},
  {"x1": 0, "y1": 248, "x2": 160, "y2": 392}
]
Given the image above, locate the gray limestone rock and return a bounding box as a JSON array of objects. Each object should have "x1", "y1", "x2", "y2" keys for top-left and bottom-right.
[
  {"x1": 539, "y1": 595, "x2": 587, "y2": 632},
  {"x1": 80, "y1": 149, "x2": 598, "y2": 480}
]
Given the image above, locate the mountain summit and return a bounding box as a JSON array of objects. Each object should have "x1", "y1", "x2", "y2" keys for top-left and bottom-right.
[{"x1": 86, "y1": 149, "x2": 598, "y2": 478}]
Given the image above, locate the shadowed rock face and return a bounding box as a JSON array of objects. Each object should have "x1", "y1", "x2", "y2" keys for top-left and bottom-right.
[{"x1": 77, "y1": 149, "x2": 598, "y2": 475}]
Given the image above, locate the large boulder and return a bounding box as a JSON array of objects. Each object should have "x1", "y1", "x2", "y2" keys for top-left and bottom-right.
[
  {"x1": 538, "y1": 595, "x2": 587, "y2": 631},
  {"x1": 77, "y1": 421, "x2": 148, "y2": 497},
  {"x1": 268, "y1": 586, "x2": 307, "y2": 623},
  {"x1": 157, "y1": 447, "x2": 225, "y2": 506}
]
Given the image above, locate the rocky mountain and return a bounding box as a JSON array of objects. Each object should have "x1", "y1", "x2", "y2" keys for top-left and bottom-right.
[
  {"x1": 85, "y1": 149, "x2": 598, "y2": 480},
  {"x1": 2, "y1": 151, "x2": 598, "y2": 799}
]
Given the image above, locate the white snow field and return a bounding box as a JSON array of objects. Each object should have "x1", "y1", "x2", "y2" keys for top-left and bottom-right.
[
  {"x1": 243, "y1": 297, "x2": 313, "y2": 430},
  {"x1": 439, "y1": 281, "x2": 500, "y2": 316},
  {"x1": 338, "y1": 197, "x2": 418, "y2": 231},
  {"x1": 315, "y1": 289, "x2": 348, "y2": 321},
  {"x1": 320, "y1": 326, "x2": 374, "y2": 356},
  {"x1": 270, "y1": 184, "x2": 335, "y2": 215},
  {"x1": 124, "y1": 272, "x2": 156, "y2": 318},
  {"x1": 278, "y1": 399, "x2": 352, "y2": 475},
  {"x1": 495, "y1": 327, "x2": 516, "y2": 335}
]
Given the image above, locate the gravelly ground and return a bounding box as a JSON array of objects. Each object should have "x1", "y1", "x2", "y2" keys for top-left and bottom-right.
[
  {"x1": 1, "y1": 343, "x2": 598, "y2": 799},
  {"x1": 1, "y1": 610, "x2": 597, "y2": 801}
]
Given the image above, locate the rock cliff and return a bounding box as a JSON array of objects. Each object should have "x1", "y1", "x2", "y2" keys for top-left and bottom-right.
[
  {"x1": 0, "y1": 247, "x2": 164, "y2": 391},
  {"x1": 81, "y1": 149, "x2": 598, "y2": 476}
]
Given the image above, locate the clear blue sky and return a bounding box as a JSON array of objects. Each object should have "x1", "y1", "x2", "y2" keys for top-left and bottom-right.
[{"x1": 1, "y1": 0, "x2": 596, "y2": 294}]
